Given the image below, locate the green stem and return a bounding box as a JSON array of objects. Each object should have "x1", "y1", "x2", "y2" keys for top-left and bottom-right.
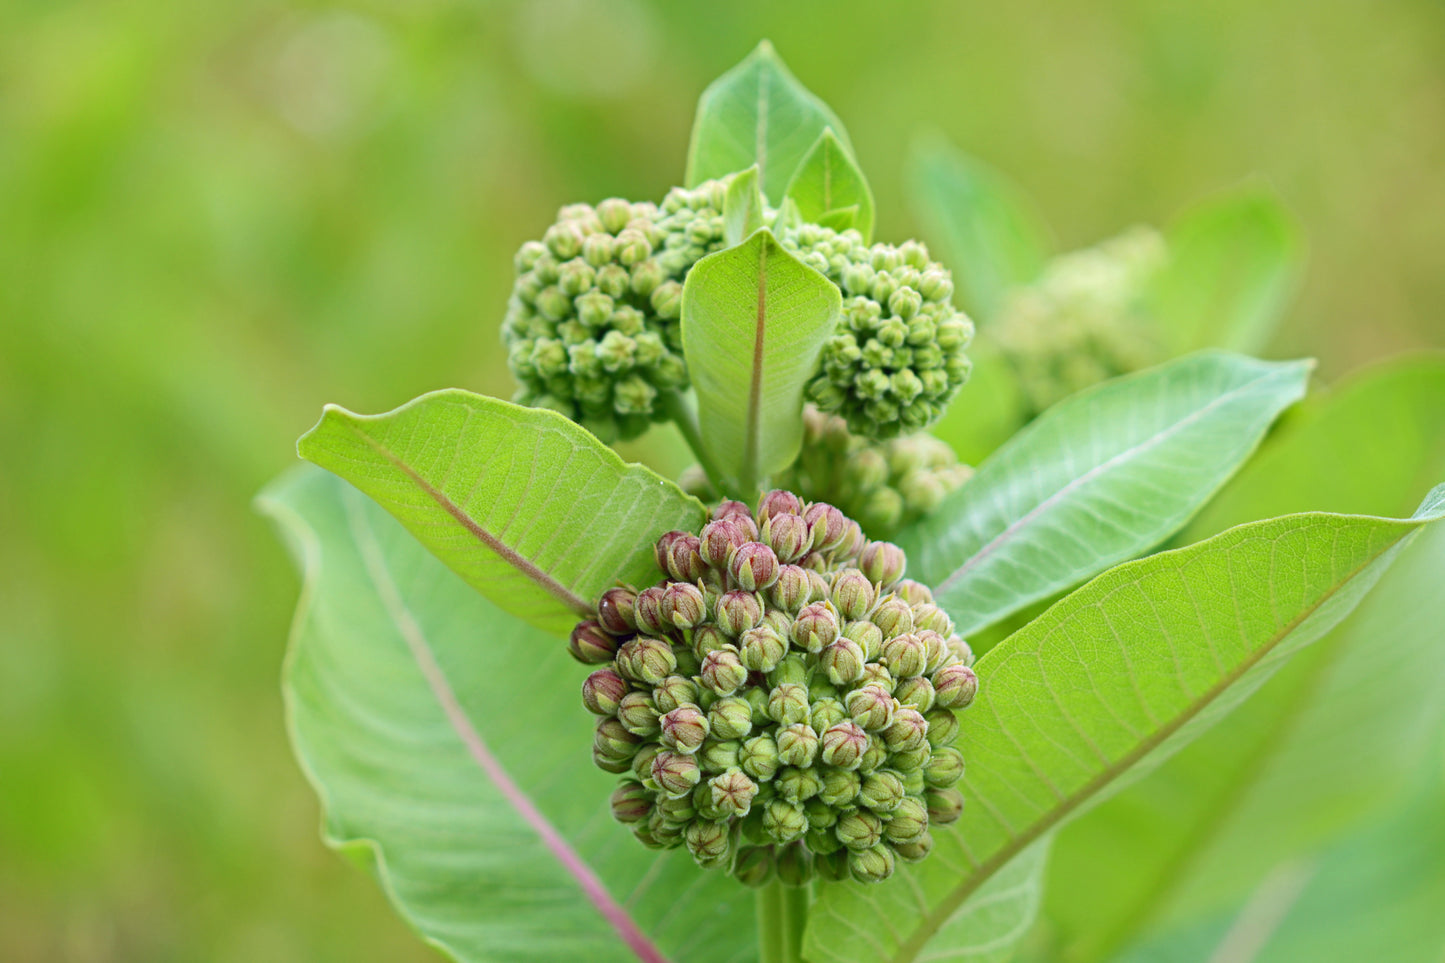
[
  {"x1": 757, "y1": 881, "x2": 809, "y2": 963},
  {"x1": 661, "y1": 391, "x2": 733, "y2": 497}
]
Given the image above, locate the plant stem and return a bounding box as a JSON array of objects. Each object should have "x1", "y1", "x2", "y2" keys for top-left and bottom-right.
[
  {"x1": 661, "y1": 391, "x2": 732, "y2": 496},
  {"x1": 757, "y1": 881, "x2": 809, "y2": 963}
]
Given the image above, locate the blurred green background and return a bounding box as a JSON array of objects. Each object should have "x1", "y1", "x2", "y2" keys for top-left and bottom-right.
[{"x1": 2, "y1": 1, "x2": 1443, "y2": 960}]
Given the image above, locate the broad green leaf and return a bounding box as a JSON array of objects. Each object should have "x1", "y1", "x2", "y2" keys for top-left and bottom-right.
[
  {"x1": 805, "y1": 485, "x2": 1445, "y2": 963},
  {"x1": 1148, "y1": 184, "x2": 1304, "y2": 356},
  {"x1": 258, "y1": 468, "x2": 751, "y2": 963},
  {"x1": 685, "y1": 41, "x2": 853, "y2": 205},
  {"x1": 681, "y1": 228, "x2": 841, "y2": 495},
  {"x1": 1041, "y1": 355, "x2": 1445, "y2": 963},
  {"x1": 899, "y1": 352, "x2": 1312, "y2": 638},
  {"x1": 784, "y1": 128, "x2": 875, "y2": 241},
  {"x1": 723, "y1": 165, "x2": 765, "y2": 247},
  {"x1": 297, "y1": 389, "x2": 707, "y2": 635},
  {"x1": 906, "y1": 139, "x2": 1054, "y2": 319}
]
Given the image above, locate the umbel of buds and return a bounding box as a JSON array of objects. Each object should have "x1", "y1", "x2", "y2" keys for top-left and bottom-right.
[{"x1": 573, "y1": 492, "x2": 979, "y2": 886}]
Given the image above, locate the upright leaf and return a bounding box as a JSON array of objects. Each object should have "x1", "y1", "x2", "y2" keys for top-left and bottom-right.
[
  {"x1": 899, "y1": 352, "x2": 1312, "y2": 637},
  {"x1": 681, "y1": 228, "x2": 841, "y2": 495},
  {"x1": 685, "y1": 41, "x2": 853, "y2": 204},
  {"x1": 259, "y1": 469, "x2": 750, "y2": 963},
  {"x1": 297, "y1": 389, "x2": 707, "y2": 635},
  {"x1": 906, "y1": 139, "x2": 1054, "y2": 318},
  {"x1": 723, "y1": 165, "x2": 766, "y2": 246},
  {"x1": 1148, "y1": 184, "x2": 1304, "y2": 356},
  {"x1": 783, "y1": 128, "x2": 876, "y2": 241},
  {"x1": 806, "y1": 485, "x2": 1445, "y2": 963}
]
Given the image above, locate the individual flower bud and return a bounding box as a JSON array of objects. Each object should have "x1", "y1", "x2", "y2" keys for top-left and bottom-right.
[
  {"x1": 948, "y1": 635, "x2": 975, "y2": 667},
  {"x1": 919, "y1": 630, "x2": 949, "y2": 674},
  {"x1": 757, "y1": 800, "x2": 808, "y2": 846},
  {"x1": 760, "y1": 607, "x2": 792, "y2": 636},
  {"x1": 699, "y1": 518, "x2": 745, "y2": 568},
  {"x1": 814, "y1": 848, "x2": 851, "y2": 882},
  {"x1": 880, "y1": 634, "x2": 928, "y2": 679},
  {"x1": 831, "y1": 569, "x2": 876, "y2": 621},
  {"x1": 652, "y1": 750, "x2": 702, "y2": 798},
  {"x1": 843, "y1": 620, "x2": 884, "y2": 660},
  {"x1": 659, "y1": 704, "x2": 710, "y2": 753},
  {"x1": 592, "y1": 747, "x2": 633, "y2": 774},
  {"x1": 715, "y1": 590, "x2": 762, "y2": 637},
  {"x1": 810, "y1": 771, "x2": 856, "y2": 813},
  {"x1": 859, "y1": 541, "x2": 907, "y2": 587},
  {"x1": 708, "y1": 696, "x2": 754, "y2": 741},
  {"x1": 857, "y1": 770, "x2": 906, "y2": 812},
  {"x1": 834, "y1": 809, "x2": 884, "y2": 851},
  {"x1": 776, "y1": 723, "x2": 821, "y2": 768},
  {"x1": 925, "y1": 747, "x2": 966, "y2": 788},
  {"x1": 654, "y1": 531, "x2": 685, "y2": 574},
  {"x1": 820, "y1": 638, "x2": 866, "y2": 686},
  {"x1": 691, "y1": 624, "x2": 730, "y2": 658},
  {"x1": 730, "y1": 542, "x2": 780, "y2": 591},
  {"x1": 581, "y1": 669, "x2": 628, "y2": 716},
  {"x1": 647, "y1": 811, "x2": 685, "y2": 847},
  {"x1": 912, "y1": 602, "x2": 953, "y2": 635},
  {"x1": 762, "y1": 512, "x2": 811, "y2": 563},
  {"x1": 885, "y1": 796, "x2": 929, "y2": 845},
  {"x1": 633, "y1": 586, "x2": 668, "y2": 635},
  {"x1": 757, "y1": 489, "x2": 804, "y2": 522},
  {"x1": 859, "y1": 661, "x2": 896, "y2": 693},
  {"x1": 698, "y1": 738, "x2": 742, "y2": 774},
  {"x1": 894, "y1": 832, "x2": 934, "y2": 863},
  {"x1": 610, "y1": 781, "x2": 652, "y2": 824},
  {"x1": 894, "y1": 675, "x2": 936, "y2": 713},
  {"x1": 665, "y1": 535, "x2": 708, "y2": 583},
  {"x1": 926, "y1": 787, "x2": 964, "y2": 825},
  {"x1": 809, "y1": 697, "x2": 848, "y2": 734},
  {"x1": 820, "y1": 720, "x2": 870, "y2": 770},
  {"x1": 650, "y1": 280, "x2": 682, "y2": 319},
  {"x1": 802, "y1": 502, "x2": 849, "y2": 554},
  {"x1": 597, "y1": 587, "x2": 638, "y2": 634},
  {"x1": 924, "y1": 708, "x2": 961, "y2": 748},
  {"x1": 859, "y1": 740, "x2": 889, "y2": 773},
  {"x1": 699, "y1": 646, "x2": 747, "y2": 695},
  {"x1": 890, "y1": 744, "x2": 933, "y2": 776},
  {"x1": 847, "y1": 843, "x2": 896, "y2": 884},
  {"x1": 617, "y1": 691, "x2": 661, "y2": 736},
  {"x1": 804, "y1": 799, "x2": 840, "y2": 833},
  {"x1": 656, "y1": 791, "x2": 697, "y2": 824},
  {"x1": 768, "y1": 564, "x2": 813, "y2": 614},
  {"x1": 768, "y1": 684, "x2": 811, "y2": 726},
  {"x1": 658, "y1": 582, "x2": 705, "y2": 631},
  {"x1": 569, "y1": 620, "x2": 619, "y2": 664},
  {"x1": 630, "y1": 744, "x2": 663, "y2": 786},
  {"x1": 617, "y1": 636, "x2": 677, "y2": 685},
  {"x1": 870, "y1": 596, "x2": 914, "y2": 637},
  {"x1": 933, "y1": 663, "x2": 979, "y2": 709},
  {"x1": 733, "y1": 845, "x2": 775, "y2": 887},
  {"x1": 768, "y1": 654, "x2": 810, "y2": 688},
  {"x1": 709, "y1": 767, "x2": 759, "y2": 818},
  {"x1": 650, "y1": 675, "x2": 696, "y2": 714},
  {"x1": 790, "y1": 601, "x2": 840, "y2": 653},
  {"x1": 845, "y1": 685, "x2": 896, "y2": 732},
  {"x1": 895, "y1": 580, "x2": 933, "y2": 605},
  {"x1": 884, "y1": 707, "x2": 929, "y2": 752},
  {"x1": 807, "y1": 672, "x2": 839, "y2": 704},
  {"x1": 686, "y1": 819, "x2": 733, "y2": 865},
  {"x1": 594, "y1": 717, "x2": 643, "y2": 762},
  {"x1": 740, "y1": 733, "x2": 781, "y2": 781},
  {"x1": 739, "y1": 626, "x2": 787, "y2": 672},
  {"x1": 776, "y1": 766, "x2": 825, "y2": 804},
  {"x1": 770, "y1": 841, "x2": 811, "y2": 887}
]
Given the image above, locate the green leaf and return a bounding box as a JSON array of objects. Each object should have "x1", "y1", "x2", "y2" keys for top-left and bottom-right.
[
  {"x1": 805, "y1": 485, "x2": 1445, "y2": 963},
  {"x1": 929, "y1": 334, "x2": 1028, "y2": 466},
  {"x1": 297, "y1": 389, "x2": 707, "y2": 635},
  {"x1": 783, "y1": 128, "x2": 876, "y2": 241},
  {"x1": 899, "y1": 352, "x2": 1312, "y2": 638},
  {"x1": 905, "y1": 138, "x2": 1053, "y2": 319},
  {"x1": 723, "y1": 165, "x2": 766, "y2": 247},
  {"x1": 258, "y1": 468, "x2": 751, "y2": 963},
  {"x1": 681, "y1": 228, "x2": 842, "y2": 495},
  {"x1": 1148, "y1": 183, "x2": 1304, "y2": 356},
  {"x1": 685, "y1": 41, "x2": 853, "y2": 205}
]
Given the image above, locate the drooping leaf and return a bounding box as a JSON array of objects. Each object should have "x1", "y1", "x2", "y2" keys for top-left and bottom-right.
[
  {"x1": 297, "y1": 389, "x2": 707, "y2": 635},
  {"x1": 1148, "y1": 183, "x2": 1304, "y2": 356},
  {"x1": 899, "y1": 352, "x2": 1312, "y2": 638},
  {"x1": 258, "y1": 468, "x2": 751, "y2": 963},
  {"x1": 681, "y1": 228, "x2": 841, "y2": 495},
  {"x1": 723, "y1": 165, "x2": 766, "y2": 247},
  {"x1": 805, "y1": 484, "x2": 1445, "y2": 963},
  {"x1": 905, "y1": 139, "x2": 1054, "y2": 319},
  {"x1": 783, "y1": 128, "x2": 875, "y2": 241},
  {"x1": 685, "y1": 41, "x2": 853, "y2": 205}
]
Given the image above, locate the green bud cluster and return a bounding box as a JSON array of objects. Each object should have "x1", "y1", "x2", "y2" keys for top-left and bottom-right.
[
  {"x1": 770, "y1": 406, "x2": 973, "y2": 538},
  {"x1": 573, "y1": 491, "x2": 980, "y2": 886},
  {"x1": 994, "y1": 227, "x2": 1167, "y2": 416}
]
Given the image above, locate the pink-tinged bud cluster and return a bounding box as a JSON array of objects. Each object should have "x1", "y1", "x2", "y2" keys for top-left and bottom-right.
[{"x1": 572, "y1": 491, "x2": 979, "y2": 885}]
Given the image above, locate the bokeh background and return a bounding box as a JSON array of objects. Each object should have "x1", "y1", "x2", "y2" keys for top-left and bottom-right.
[{"x1": 2, "y1": 1, "x2": 1443, "y2": 960}]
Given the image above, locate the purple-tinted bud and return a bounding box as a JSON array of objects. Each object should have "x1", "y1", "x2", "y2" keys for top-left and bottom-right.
[
  {"x1": 652, "y1": 750, "x2": 702, "y2": 797},
  {"x1": 809, "y1": 697, "x2": 848, "y2": 734},
  {"x1": 666, "y1": 535, "x2": 708, "y2": 583},
  {"x1": 820, "y1": 720, "x2": 871, "y2": 770},
  {"x1": 715, "y1": 590, "x2": 762, "y2": 637},
  {"x1": 776, "y1": 765, "x2": 825, "y2": 803},
  {"x1": 660, "y1": 582, "x2": 706, "y2": 630},
  {"x1": 894, "y1": 675, "x2": 936, "y2": 713},
  {"x1": 912, "y1": 602, "x2": 953, "y2": 635},
  {"x1": 845, "y1": 684, "x2": 896, "y2": 731},
  {"x1": 835, "y1": 809, "x2": 884, "y2": 851},
  {"x1": 831, "y1": 569, "x2": 876, "y2": 621},
  {"x1": 802, "y1": 502, "x2": 849, "y2": 553},
  {"x1": 700, "y1": 518, "x2": 746, "y2": 568},
  {"x1": 895, "y1": 579, "x2": 934, "y2": 605},
  {"x1": 768, "y1": 564, "x2": 813, "y2": 614},
  {"x1": 709, "y1": 767, "x2": 759, "y2": 817},
  {"x1": 859, "y1": 541, "x2": 907, "y2": 587},
  {"x1": 884, "y1": 707, "x2": 929, "y2": 752},
  {"x1": 653, "y1": 675, "x2": 699, "y2": 714},
  {"x1": 926, "y1": 786, "x2": 964, "y2": 825},
  {"x1": 838, "y1": 521, "x2": 866, "y2": 559},
  {"x1": 597, "y1": 587, "x2": 638, "y2": 634},
  {"x1": 844, "y1": 620, "x2": 884, "y2": 660},
  {"x1": 797, "y1": 550, "x2": 830, "y2": 573},
  {"x1": 848, "y1": 844, "x2": 897, "y2": 883},
  {"x1": 685, "y1": 819, "x2": 733, "y2": 865},
  {"x1": 730, "y1": 542, "x2": 780, "y2": 591},
  {"x1": 569, "y1": 620, "x2": 619, "y2": 664},
  {"x1": 659, "y1": 704, "x2": 710, "y2": 753},
  {"x1": 739, "y1": 626, "x2": 787, "y2": 673},
  {"x1": 592, "y1": 747, "x2": 633, "y2": 774},
  {"x1": 776, "y1": 723, "x2": 821, "y2": 768},
  {"x1": 885, "y1": 796, "x2": 929, "y2": 844},
  {"x1": 617, "y1": 690, "x2": 661, "y2": 736},
  {"x1": 790, "y1": 601, "x2": 840, "y2": 653},
  {"x1": 857, "y1": 770, "x2": 906, "y2": 812},
  {"x1": 925, "y1": 707, "x2": 961, "y2": 748},
  {"x1": 733, "y1": 845, "x2": 775, "y2": 887},
  {"x1": 581, "y1": 669, "x2": 628, "y2": 715},
  {"x1": 775, "y1": 841, "x2": 813, "y2": 886},
  {"x1": 881, "y1": 634, "x2": 928, "y2": 678},
  {"x1": 926, "y1": 746, "x2": 966, "y2": 788},
  {"x1": 691, "y1": 623, "x2": 730, "y2": 658},
  {"x1": 762, "y1": 512, "x2": 812, "y2": 563},
  {"x1": 768, "y1": 684, "x2": 811, "y2": 726},
  {"x1": 933, "y1": 663, "x2": 979, "y2": 709},
  {"x1": 894, "y1": 832, "x2": 934, "y2": 863},
  {"x1": 713, "y1": 499, "x2": 752, "y2": 523},
  {"x1": 918, "y1": 630, "x2": 949, "y2": 673},
  {"x1": 757, "y1": 489, "x2": 804, "y2": 522},
  {"x1": 820, "y1": 638, "x2": 866, "y2": 686},
  {"x1": 870, "y1": 596, "x2": 914, "y2": 637},
  {"x1": 617, "y1": 636, "x2": 677, "y2": 685},
  {"x1": 633, "y1": 586, "x2": 668, "y2": 635},
  {"x1": 699, "y1": 645, "x2": 747, "y2": 696},
  {"x1": 708, "y1": 696, "x2": 754, "y2": 740},
  {"x1": 610, "y1": 781, "x2": 652, "y2": 824},
  {"x1": 594, "y1": 716, "x2": 643, "y2": 761},
  {"x1": 740, "y1": 733, "x2": 781, "y2": 781},
  {"x1": 762, "y1": 799, "x2": 808, "y2": 843},
  {"x1": 654, "y1": 531, "x2": 686, "y2": 574}
]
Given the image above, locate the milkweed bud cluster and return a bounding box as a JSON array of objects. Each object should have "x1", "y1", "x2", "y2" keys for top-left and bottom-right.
[
  {"x1": 504, "y1": 174, "x2": 973, "y2": 443},
  {"x1": 574, "y1": 491, "x2": 979, "y2": 885},
  {"x1": 994, "y1": 227, "x2": 1167, "y2": 416},
  {"x1": 771, "y1": 406, "x2": 973, "y2": 537}
]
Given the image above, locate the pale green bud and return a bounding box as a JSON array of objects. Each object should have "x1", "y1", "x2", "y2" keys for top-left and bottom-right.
[
  {"x1": 698, "y1": 738, "x2": 742, "y2": 774},
  {"x1": 791, "y1": 601, "x2": 840, "y2": 653},
  {"x1": 925, "y1": 747, "x2": 966, "y2": 788},
  {"x1": 884, "y1": 796, "x2": 929, "y2": 844},
  {"x1": 610, "y1": 781, "x2": 652, "y2": 824},
  {"x1": 594, "y1": 717, "x2": 643, "y2": 762},
  {"x1": 768, "y1": 684, "x2": 811, "y2": 726},
  {"x1": 884, "y1": 707, "x2": 929, "y2": 752},
  {"x1": 739, "y1": 625, "x2": 787, "y2": 673},
  {"x1": 843, "y1": 620, "x2": 884, "y2": 660},
  {"x1": 762, "y1": 799, "x2": 809, "y2": 843},
  {"x1": 776, "y1": 766, "x2": 825, "y2": 804},
  {"x1": 820, "y1": 638, "x2": 866, "y2": 686},
  {"x1": 881, "y1": 633, "x2": 928, "y2": 679},
  {"x1": 617, "y1": 636, "x2": 676, "y2": 685},
  {"x1": 708, "y1": 696, "x2": 754, "y2": 741},
  {"x1": 820, "y1": 720, "x2": 870, "y2": 770},
  {"x1": 651, "y1": 750, "x2": 702, "y2": 798},
  {"x1": 894, "y1": 675, "x2": 936, "y2": 713},
  {"x1": 776, "y1": 841, "x2": 813, "y2": 887},
  {"x1": 740, "y1": 734, "x2": 781, "y2": 781},
  {"x1": 709, "y1": 767, "x2": 759, "y2": 818},
  {"x1": 845, "y1": 684, "x2": 896, "y2": 731},
  {"x1": 617, "y1": 690, "x2": 661, "y2": 736},
  {"x1": 686, "y1": 819, "x2": 733, "y2": 865},
  {"x1": 894, "y1": 832, "x2": 934, "y2": 863},
  {"x1": 856, "y1": 770, "x2": 906, "y2": 812},
  {"x1": 831, "y1": 569, "x2": 876, "y2": 621},
  {"x1": 835, "y1": 809, "x2": 884, "y2": 851},
  {"x1": 870, "y1": 596, "x2": 914, "y2": 637},
  {"x1": 932, "y1": 663, "x2": 979, "y2": 709},
  {"x1": 653, "y1": 675, "x2": 700, "y2": 714},
  {"x1": 776, "y1": 723, "x2": 820, "y2": 768},
  {"x1": 809, "y1": 697, "x2": 848, "y2": 735},
  {"x1": 699, "y1": 646, "x2": 746, "y2": 696},
  {"x1": 926, "y1": 786, "x2": 965, "y2": 825},
  {"x1": 659, "y1": 704, "x2": 710, "y2": 754},
  {"x1": 924, "y1": 707, "x2": 960, "y2": 748},
  {"x1": 581, "y1": 668, "x2": 628, "y2": 715}
]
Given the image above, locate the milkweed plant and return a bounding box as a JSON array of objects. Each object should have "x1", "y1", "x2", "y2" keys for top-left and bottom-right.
[{"x1": 260, "y1": 42, "x2": 1445, "y2": 963}]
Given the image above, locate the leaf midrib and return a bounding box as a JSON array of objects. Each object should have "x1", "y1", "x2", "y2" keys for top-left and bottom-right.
[{"x1": 741, "y1": 239, "x2": 770, "y2": 489}]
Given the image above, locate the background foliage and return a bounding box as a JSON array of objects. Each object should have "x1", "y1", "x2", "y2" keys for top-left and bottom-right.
[{"x1": 2, "y1": 1, "x2": 1443, "y2": 961}]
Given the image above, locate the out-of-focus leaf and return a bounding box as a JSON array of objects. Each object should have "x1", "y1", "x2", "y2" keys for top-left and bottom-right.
[
  {"x1": 681, "y1": 228, "x2": 841, "y2": 495},
  {"x1": 929, "y1": 336, "x2": 1028, "y2": 467},
  {"x1": 297, "y1": 390, "x2": 706, "y2": 635},
  {"x1": 906, "y1": 139, "x2": 1054, "y2": 319},
  {"x1": 258, "y1": 468, "x2": 751, "y2": 963},
  {"x1": 899, "y1": 352, "x2": 1311, "y2": 637},
  {"x1": 805, "y1": 484, "x2": 1445, "y2": 963},
  {"x1": 685, "y1": 41, "x2": 852, "y2": 205},
  {"x1": 783, "y1": 128, "x2": 875, "y2": 241},
  {"x1": 723, "y1": 165, "x2": 765, "y2": 246}
]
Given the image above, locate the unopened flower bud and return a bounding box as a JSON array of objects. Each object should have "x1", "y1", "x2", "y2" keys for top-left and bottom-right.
[
  {"x1": 660, "y1": 582, "x2": 705, "y2": 630},
  {"x1": 633, "y1": 586, "x2": 668, "y2": 635},
  {"x1": 859, "y1": 662, "x2": 895, "y2": 693},
  {"x1": 652, "y1": 750, "x2": 702, "y2": 798},
  {"x1": 809, "y1": 697, "x2": 848, "y2": 734},
  {"x1": 820, "y1": 720, "x2": 870, "y2": 770},
  {"x1": 776, "y1": 765, "x2": 825, "y2": 804},
  {"x1": 776, "y1": 723, "x2": 820, "y2": 768},
  {"x1": 654, "y1": 531, "x2": 684, "y2": 574},
  {"x1": 594, "y1": 717, "x2": 643, "y2": 761},
  {"x1": 856, "y1": 770, "x2": 906, "y2": 812},
  {"x1": 733, "y1": 845, "x2": 775, "y2": 887},
  {"x1": 699, "y1": 646, "x2": 747, "y2": 695},
  {"x1": 592, "y1": 747, "x2": 633, "y2": 774},
  {"x1": 617, "y1": 691, "x2": 661, "y2": 736},
  {"x1": 708, "y1": 767, "x2": 759, "y2": 817},
  {"x1": 859, "y1": 741, "x2": 889, "y2": 773},
  {"x1": 948, "y1": 635, "x2": 975, "y2": 667},
  {"x1": 885, "y1": 796, "x2": 929, "y2": 844},
  {"x1": 926, "y1": 786, "x2": 964, "y2": 825},
  {"x1": 894, "y1": 832, "x2": 934, "y2": 863},
  {"x1": 762, "y1": 512, "x2": 811, "y2": 563},
  {"x1": 691, "y1": 624, "x2": 730, "y2": 658},
  {"x1": 699, "y1": 518, "x2": 745, "y2": 568},
  {"x1": 884, "y1": 707, "x2": 929, "y2": 752},
  {"x1": 768, "y1": 565, "x2": 813, "y2": 614},
  {"x1": 708, "y1": 696, "x2": 754, "y2": 740},
  {"x1": 569, "y1": 620, "x2": 619, "y2": 664},
  {"x1": 846, "y1": 685, "x2": 896, "y2": 731},
  {"x1": 715, "y1": 590, "x2": 762, "y2": 637},
  {"x1": 912, "y1": 602, "x2": 952, "y2": 635},
  {"x1": 924, "y1": 707, "x2": 960, "y2": 748},
  {"x1": 814, "y1": 848, "x2": 851, "y2": 881},
  {"x1": 859, "y1": 541, "x2": 907, "y2": 587},
  {"x1": 666, "y1": 535, "x2": 707, "y2": 583},
  {"x1": 831, "y1": 569, "x2": 876, "y2": 620},
  {"x1": 757, "y1": 489, "x2": 804, "y2": 521},
  {"x1": 617, "y1": 636, "x2": 677, "y2": 685},
  {"x1": 768, "y1": 654, "x2": 810, "y2": 688},
  {"x1": 650, "y1": 280, "x2": 682, "y2": 319},
  {"x1": 649, "y1": 675, "x2": 695, "y2": 714},
  {"x1": 835, "y1": 809, "x2": 884, "y2": 851},
  {"x1": 894, "y1": 675, "x2": 936, "y2": 713},
  {"x1": 775, "y1": 841, "x2": 813, "y2": 886},
  {"x1": 740, "y1": 733, "x2": 781, "y2": 781},
  {"x1": 685, "y1": 819, "x2": 733, "y2": 865},
  {"x1": 730, "y1": 542, "x2": 780, "y2": 591},
  {"x1": 581, "y1": 669, "x2": 628, "y2": 715},
  {"x1": 919, "y1": 630, "x2": 949, "y2": 673},
  {"x1": 763, "y1": 799, "x2": 809, "y2": 843},
  {"x1": 881, "y1": 634, "x2": 928, "y2": 678},
  {"x1": 890, "y1": 745, "x2": 933, "y2": 775},
  {"x1": 597, "y1": 587, "x2": 638, "y2": 634},
  {"x1": 932, "y1": 663, "x2": 979, "y2": 709},
  {"x1": 610, "y1": 781, "x2": 652, "y2": 824},
  {"x1": 925, "y1": 747, "x2": 966, "y2": 788},
  {"x1": 790, "y1": 601, "x2": 840, "y2": 652},
  {"x1": 820, "y1": 638, "x2": 866, "y2": 686},
  {"x1": 739, "y1": 626, "x2": 787, "y2": 672},
  {"x1": 647, "y1": 812, "x2": 684, "y2": 847},
  {"x1": 698, "y1": 738, "x2": 742, "y2": 774},
  {"x1": 843, "y1": 620, "x2": 884, "y2": 660},
  {"x1": 659, "y1": 704, "x2": 710, "y2": 753},
  {"x1": 896, "y1": 580, "x2": 933, "y2": 605},
  {"x1": 802, "y1": 502, "x2": 849, "y2": 553},
  {"x1": 768, "y1": 684, "x2": 811, "y2": 726},
  {"x1": 870, "y1": 596, "x2": 914, "y2": 637}
]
